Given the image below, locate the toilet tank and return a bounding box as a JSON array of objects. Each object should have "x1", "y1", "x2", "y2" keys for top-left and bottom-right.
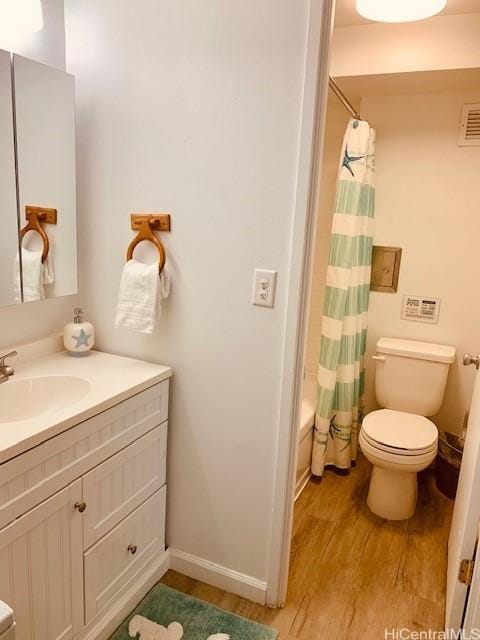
[{"x1": 374, "y1": 338, "x2": 456, "y2": 416}]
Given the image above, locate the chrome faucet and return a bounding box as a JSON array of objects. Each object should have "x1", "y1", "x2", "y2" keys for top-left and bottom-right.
[{"x1": 0, "y1": 351, "x2": 17, "y2": 384}]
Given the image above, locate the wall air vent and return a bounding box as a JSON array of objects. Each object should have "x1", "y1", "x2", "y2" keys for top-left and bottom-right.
[{"x1": 458, "y1": 103, "x2": 480, "y2": 146}]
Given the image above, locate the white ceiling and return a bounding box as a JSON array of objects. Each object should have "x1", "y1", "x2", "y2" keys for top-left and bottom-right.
[{"x1": 334, "y1": 0, "x2": 480, "y2": 27}]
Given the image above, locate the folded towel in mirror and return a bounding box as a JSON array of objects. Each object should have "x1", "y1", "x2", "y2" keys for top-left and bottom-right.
[{"x1": 13, "y1": 249, "x2": 55, "y2": 302}]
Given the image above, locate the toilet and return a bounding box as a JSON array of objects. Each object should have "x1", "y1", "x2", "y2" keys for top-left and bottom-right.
[
  {"x1": 0, "y1": 602, "x2": 14, "y2": 640},
  {"x1": 359, "y1": 337, "x2": 456, "y2": 520}
]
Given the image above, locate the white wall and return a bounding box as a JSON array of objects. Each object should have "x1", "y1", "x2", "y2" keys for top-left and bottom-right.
[
  {"x1": 65, "y1": 0, "x2": 311, "y2": 585},
  {"x1": 362, "y1": 91, "x2": 480, "y2": 434},
  {"x1": 0, "y1": 0, "x2": 78, "y2": 351},
  {"x1": 331, "y1": 13, "x2": 480, "y2": 78},
  {"x1": 304, "y1": 103, "x2": 349, "y2": 379}
]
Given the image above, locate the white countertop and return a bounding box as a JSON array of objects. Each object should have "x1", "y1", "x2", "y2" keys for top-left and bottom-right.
[{"x1": 0, "y1": 349, "x2": 171, "y2": 465}]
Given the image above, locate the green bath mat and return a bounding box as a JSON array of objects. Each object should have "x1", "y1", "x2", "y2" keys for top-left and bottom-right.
[{"x1": 110, "y1": 583, "x2": 278, "y2": 640}]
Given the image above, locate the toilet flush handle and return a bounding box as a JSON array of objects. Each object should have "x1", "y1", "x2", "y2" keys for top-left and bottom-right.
[
  {"x1": 463, "y1": 353, "x2": 480, "y2": 369},
  {"x1": 372, "y1": 355, "x2": 386, "y2": 362}
]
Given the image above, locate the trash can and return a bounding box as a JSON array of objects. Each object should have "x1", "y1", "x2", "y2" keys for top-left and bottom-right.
[{"x1": 436, "y1": 431, "x2": 463, "y2": 499}]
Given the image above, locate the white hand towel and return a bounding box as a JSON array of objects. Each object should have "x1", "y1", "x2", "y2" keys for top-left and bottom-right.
[
  {"x1": 158, "y1": 269, "x2": 171, "y2": 319},
  {"x1": 115, "y1": 259, "x2": 160, "y2": 334},
  {"x1": 13, "y1": 249, "x2": 54, "y2": 302},
  {"x1": 20, "y1": 249, "x2": 43, "y2": 302},
  {"x1": 13, "y1": 254, "x2": 23, "y2": 304},
  {"x1": 42, "y1": 253, "x2": 55, "y2": 287}
]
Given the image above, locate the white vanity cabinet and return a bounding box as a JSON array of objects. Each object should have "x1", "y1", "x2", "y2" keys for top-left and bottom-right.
[
  {"x1": 0, "y1": 378, "x2": 170, "y2": 640},
  {"x1": 0, "y1": 480, "x2": 84, "y2": 640}
]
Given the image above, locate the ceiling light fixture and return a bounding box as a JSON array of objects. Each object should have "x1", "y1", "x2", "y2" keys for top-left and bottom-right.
[
  {"x1": 355, "y1": 0, "x2": 447, "y2": 23},
  {"x1": 0, "y1": 0, "x2": 44, "y2": 43}
]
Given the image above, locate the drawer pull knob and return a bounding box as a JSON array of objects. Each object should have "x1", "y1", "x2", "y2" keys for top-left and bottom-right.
[
  {"x1": 74, "y1": 501, "x2": 87, "y2": 513},
  {"x1": 128, "y1": 544, "x2": 138, "y2": 555}
]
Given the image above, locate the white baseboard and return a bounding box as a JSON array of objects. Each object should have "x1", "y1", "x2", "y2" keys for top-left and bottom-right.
[
  {"x1": 78, "y1": 549, "x2": 170, "y2": 640},
  {"x1": 169, "y1": 548, "x2": 267, "y2": 605},
  {"x1": 295, "y1": 468, "x2": 311, "y2": 501}
]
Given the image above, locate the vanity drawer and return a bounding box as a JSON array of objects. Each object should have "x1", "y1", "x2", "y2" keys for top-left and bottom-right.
[
  {"x1": 82, "y1": 423, "x2": 167, "y2": 549},
  {"x1": 0, "y1": 380, "x2": 169, "y2": 529},
  {"x1": 83, "y1": 486, "x2": 166, "y2": 624}
]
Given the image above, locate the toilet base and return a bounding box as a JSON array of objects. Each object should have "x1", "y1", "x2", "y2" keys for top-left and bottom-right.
[{"x1": 367, "y1": 465, "x2": 417, "y2": 520}]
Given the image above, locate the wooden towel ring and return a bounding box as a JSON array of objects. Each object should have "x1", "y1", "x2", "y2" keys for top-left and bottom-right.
[
  {"x1": 127, "y1": 217, "x2": 167, "y2": 274},
  {"x1": 20, "y1": 210, "x2": 50, "y2": 263}
]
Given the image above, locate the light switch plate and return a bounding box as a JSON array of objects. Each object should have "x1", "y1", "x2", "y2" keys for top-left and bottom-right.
[{"x1": 252, "y1": 269, "x2": 277, "y2": 307}]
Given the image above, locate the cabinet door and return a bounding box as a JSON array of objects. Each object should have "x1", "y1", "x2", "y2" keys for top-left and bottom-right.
[
  {"x1": 82, "y1": 424, "x2": 167, "y2": 548},
  {"x1": 0, "y1": 481, "x2": 84, "y2": 640}
]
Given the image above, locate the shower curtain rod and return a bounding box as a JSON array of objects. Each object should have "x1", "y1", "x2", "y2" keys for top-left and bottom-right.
[{"x1": 329, "y1": 77, "x2": 361, "y2": 120}]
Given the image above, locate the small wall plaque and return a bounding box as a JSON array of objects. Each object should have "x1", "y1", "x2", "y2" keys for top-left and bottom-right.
[
  {"x1": 371, "y1": 246, "x2": 402, "y2": 293},
  {"x1": 401, "y1": 295, "x2": 441, "y2": 324}
]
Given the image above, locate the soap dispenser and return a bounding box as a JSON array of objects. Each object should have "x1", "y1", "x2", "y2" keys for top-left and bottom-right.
[{"x1": 64, "y1": 307, "x2": 95, "y2": 356}]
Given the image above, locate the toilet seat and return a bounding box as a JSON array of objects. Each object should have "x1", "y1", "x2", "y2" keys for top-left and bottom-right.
[{"x1": 361, "y1": 409, "x2": 438, "y2": 457}]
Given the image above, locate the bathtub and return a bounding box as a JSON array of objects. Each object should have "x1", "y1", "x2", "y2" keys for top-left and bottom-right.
[{"x1": 296, "y1": 375, "x2": 315, "y2": 499}]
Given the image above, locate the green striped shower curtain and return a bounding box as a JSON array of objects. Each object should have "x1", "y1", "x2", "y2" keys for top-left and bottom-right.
[{"x1": 313, "y1": 118, "x2": 376, "y2": 477}]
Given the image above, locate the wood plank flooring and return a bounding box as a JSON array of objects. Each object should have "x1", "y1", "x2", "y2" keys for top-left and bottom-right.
[{"x1": 162, "y1": 453, "x2": 454, "y2": 638}]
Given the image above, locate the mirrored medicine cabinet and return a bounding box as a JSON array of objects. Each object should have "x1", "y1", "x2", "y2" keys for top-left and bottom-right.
[{"x1": 0, "y1": 48, "x2": 77, "y2": 305}]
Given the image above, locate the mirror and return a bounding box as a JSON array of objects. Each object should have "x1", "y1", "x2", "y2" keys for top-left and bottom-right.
[
  {"x1": 0, "y1": 50, "x2": 21, "y2": 306},
  {"x1": 14, "y1": 54, "x2": 77, "y2": 301},
  {"x1": 0, "y1": 49, "x2": 77, "y2": 305}
]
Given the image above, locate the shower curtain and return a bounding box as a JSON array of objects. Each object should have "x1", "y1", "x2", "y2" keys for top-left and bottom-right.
[{"x1": 313, "y1": 118, "x2": 376, "y2": 477}]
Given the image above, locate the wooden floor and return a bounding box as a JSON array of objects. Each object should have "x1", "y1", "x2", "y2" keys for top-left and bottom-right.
[{"x1": 162, "y1": 453, "x2": 454, "y2": 638}]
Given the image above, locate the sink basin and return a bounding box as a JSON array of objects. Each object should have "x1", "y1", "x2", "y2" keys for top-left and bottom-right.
[{"x1": 0, "y1": 376, "x2": 91, "y2": 423}]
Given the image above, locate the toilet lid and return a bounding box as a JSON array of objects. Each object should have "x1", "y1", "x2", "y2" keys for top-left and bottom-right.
[{"x1": 362, "y1": 409, "x2": 438, "y2": 453}]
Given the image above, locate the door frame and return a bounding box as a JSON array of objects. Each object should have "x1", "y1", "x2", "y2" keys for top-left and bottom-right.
[
  {"x1": 446, "y1": 366, "x2": 480, "y2": 630},
  {"x1": 265, "y1": 0, "x2": 336, "y2": 607}
]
